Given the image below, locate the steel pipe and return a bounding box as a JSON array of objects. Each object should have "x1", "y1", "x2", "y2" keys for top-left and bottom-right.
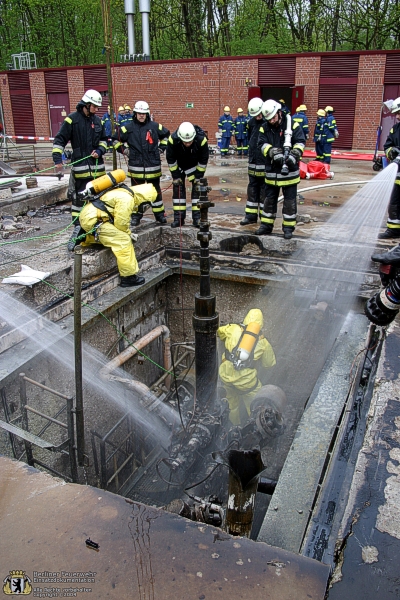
[{"x1": 100, "y1": 325, "x2": 171, "y2": 387}]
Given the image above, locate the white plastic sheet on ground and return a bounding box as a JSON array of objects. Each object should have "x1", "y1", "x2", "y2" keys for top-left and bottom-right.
[{"x1": 2, "y1": 264, "x2": 50, "y2": 286}]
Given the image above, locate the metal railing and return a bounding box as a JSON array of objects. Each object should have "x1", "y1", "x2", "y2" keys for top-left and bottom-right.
[{"x1": 16, "y1": 373, "x2": 78, "y2": 482}]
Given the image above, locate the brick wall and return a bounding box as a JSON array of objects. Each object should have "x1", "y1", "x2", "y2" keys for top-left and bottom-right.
[
  {"x1": 67, "y1": 69, "x2": 85, "y2": 112},
  {"x1": 295, "y1": 56, "x2": 321, "y2": 146},
  {"x1": 0, "y1": 53, "x2": 389, "y2": 148},
  {"x1": 112, "y1": 58, "x2": 258, "y2": 143},
  {"x1": 29, "y1": 71, "x2": 50, "y2": 136},
  {"x1": 353, "y1": 54, "x2": 385, "y2": 150},
  {"x1": 0, "y1": 75, "x2": 14, "y2": 135}
]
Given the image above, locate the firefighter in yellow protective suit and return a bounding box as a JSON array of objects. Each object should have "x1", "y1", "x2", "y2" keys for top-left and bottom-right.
[
  {"x1": 217, "y1": 308, "x2": 276, "y2": 425},
  {"x1": 79, "y1": 182, "x2": 157, "y2": 287}
]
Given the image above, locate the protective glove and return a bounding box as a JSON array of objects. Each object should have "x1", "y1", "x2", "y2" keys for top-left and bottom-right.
[
  {"x1": 268, "y1": 147, "x2": 284, "y2": 167},
  {"x1": 286, "y1": 153, "x2": 297, "y2": 168},
  {"x1": 173, "y1": 178, "x2": 183, "y2": 186},
  {"x1": 131, "y1": 231, "x2": 138, "y2": 243},
  {"x1": 123, "y1": 147, "x2": 130, "y2": 157},
  {"x1": 388, "y1": 147, "x2": 400, "y2": 160},
  {"x1": 290, "y1": 148, "x2": 302, "y2": 162},
  {"x1": 334, "y1": 129, "x2": 339, "y2": 139}
]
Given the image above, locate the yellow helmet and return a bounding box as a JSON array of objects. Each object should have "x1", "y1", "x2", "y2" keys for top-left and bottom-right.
[
  {"x1": 224, "y1": 105, "x2": 231, "y2": 112},
  {"x1": 279, "y1": 98, "x2": 286, "y2": 104},
  {"x1": 325, "y1": 105, "x2": 334, "y2": 112},
  {"x1": 118, "y1": 105, "x2": 124, "y2": 112},
  {"x1": 237, "y1": 108, "x2": 243, "y2": 113},
  {"x1": 317, "y1": 109, "x2": 326, "y2": 117},
  {"x1": 124, "y1": 104, "x2": 132, "y2": 111},
  {"x1": 299, "y1": 104, "x2": 307, "y2": 111},
  {"x1": 295, "y1": 107, "x2": 300, "y2": 113}
]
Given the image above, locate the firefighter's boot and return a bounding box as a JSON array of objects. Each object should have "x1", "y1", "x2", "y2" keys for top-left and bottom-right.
[
  {"x1": 120, "y1": 274, "x2": 145, "y2": 287},
  {"x1": 372, "y1": 244, "x2": 400, "y2": 266}
]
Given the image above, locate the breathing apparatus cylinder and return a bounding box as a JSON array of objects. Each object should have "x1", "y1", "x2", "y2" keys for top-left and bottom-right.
[
  {"x1": 86, "y1": 169, "x2": 126, "y2": 195},
  {"x1": 234, "y1": 322, "x2": 261, "y2": 368}
]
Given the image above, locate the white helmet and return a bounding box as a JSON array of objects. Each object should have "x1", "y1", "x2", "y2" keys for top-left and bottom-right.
[
  {"x1": 392, "y1": 97, "x2": 400, "y2": 114},
  {"x1": 82, "y1": 89, "x2": 102, "y2": 107},
  {"x1": 262, "y1": 99, "x2": 281, "y2": 120},
  {"x1": 248, "y1": 97, "x2": 263, "y2": 117},
  {"x1": 177, "y1": 122, "x2": 196, "y2": 142},
  {"x1": 134, "y1": 100, "x2": 150, "y2": 114}
]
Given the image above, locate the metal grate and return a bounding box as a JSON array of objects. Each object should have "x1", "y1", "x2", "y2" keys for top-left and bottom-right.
[
  {"x1": 320, "y1": 55, "x2": 359, "y2": 79},
  {"x1": 45, "y1": 70, "x2": 68, "y2": 93},
  {"x1": 384, "y1": 53, "x2": 400, "y2": 84},
  {"x1": 83, "y1": 67, "x2": 108, "y2": 91},
  {"x1": 7, "y1": 71, "x2": 30, "y2": 90},
  {"x1": 9, "y1": 92, "x2": 35, "y2": 137},
  {"x1": 258, "y1": 57, "x2": 296, "y2": 86},
  {"x1": 318, "y1": 84, "x2": 357, "y2": 150}
]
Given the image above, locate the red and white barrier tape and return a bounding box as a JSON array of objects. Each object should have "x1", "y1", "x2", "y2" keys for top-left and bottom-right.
[{"x1": 0, "y1": 134, "x2": 55, "y2": 141}]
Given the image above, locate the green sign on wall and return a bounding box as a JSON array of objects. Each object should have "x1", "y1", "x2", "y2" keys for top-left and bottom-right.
[{"x1": 186, "y1": 102, "x2": 194, "y2": 108}]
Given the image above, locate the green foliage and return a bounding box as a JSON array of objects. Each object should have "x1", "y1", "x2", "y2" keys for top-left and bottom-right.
[{"x1": 0, "y1": 0, "x2": 398, "y2": 70}]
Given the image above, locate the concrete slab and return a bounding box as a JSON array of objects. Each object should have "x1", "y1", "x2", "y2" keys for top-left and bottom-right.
[{"x1": 0, "y1": 456, "x2": 330, "y2": 600}]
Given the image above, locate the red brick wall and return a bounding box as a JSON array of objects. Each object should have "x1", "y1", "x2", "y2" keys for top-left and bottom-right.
[
  {"x1": 67, "y1": 69, "x2": 85, "y2": 113},
  {"x1": 29, "y1": 71, "x2": 50, "y2": 136},
  {"x1": 112, "y1": 58, "x2": 258, "y2": 143},
  {"x1": 0, "y1": 75, "x2": 14, "y2": 135},
  {"x1": 0, "y1": 53, "x2": 390, "y2": 149},
  {"x1": 295, "y1": 56, "x2": 321, "y2": 146},
  {"x1": 353, "y1": 54, "x2": 385, "y2": 150}
]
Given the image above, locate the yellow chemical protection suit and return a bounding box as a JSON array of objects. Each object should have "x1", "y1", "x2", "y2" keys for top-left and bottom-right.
[
  {"x1": 79, "y1": 183, "x2": 157, "y2": 277},
  {"x1": 218, "y1": 308, "x2": 276, "y2": 425}
]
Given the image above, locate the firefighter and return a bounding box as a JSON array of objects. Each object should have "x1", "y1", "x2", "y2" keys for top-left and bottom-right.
[
  {"x1": 217, "y1": 308, "x2": 276, "y2": 426},
  {"x1": 101, "y1": 106, "x2": 116, "y2": 150},
  {"x1": 292, "y1": 104, "x2": 309, "y2": 140},
  {"x1": 113, "y1": 100, "x2": 169, "y2": 225},
  {"x1": 279, "y1": 98, "x2": 290, "y2": 116},
  {"x1": 166, "y1": 122, "x2": 209, "y2": 228},
  {"x1": 123, "y1": 104, "x2": 133, "y2": 123},
  {"x1": 240, "y1": 97, "x2": 266, "y2": 226},
  {"x1": 323, "y1": 106, "x2": 339, "y2": 164},
  {"x1": 79, "y1": 182, "x2": 157, "y2": 287},
  {"x1": 234, "y1": 108, "x2": 248, "y2": 156},
  {"x1": 218, "y1": 106, "x2": 234, "y2": 157},
  {"x1": 117, "y1": 106, "x2": 126, "y2": 125},
  {"x1": 52, "y1": 89, "x2": 108, "y2": 251},
  {"x1": 379, "y1": 97, "x2": 400, "y2": 239},
  {"x1": 256, "y1": 99, "x2": 306, "y2": 240},
  {"x1": 314, "y1": 109, "x2": 326, "y2": 161}
]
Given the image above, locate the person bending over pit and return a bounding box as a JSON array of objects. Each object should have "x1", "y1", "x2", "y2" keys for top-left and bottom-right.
[{"x1": 79, "y1": 183, "x2": 157, "y2": 287}]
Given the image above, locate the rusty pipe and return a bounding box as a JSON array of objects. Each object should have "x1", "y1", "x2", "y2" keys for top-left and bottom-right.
[{"x1": 100, "y1": 325, "x2": 171, "y2": 386}]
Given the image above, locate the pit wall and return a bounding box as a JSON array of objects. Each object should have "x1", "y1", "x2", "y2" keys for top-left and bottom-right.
[{"x1": 0, "y1": 269, "x2": 269, "y2": 485}]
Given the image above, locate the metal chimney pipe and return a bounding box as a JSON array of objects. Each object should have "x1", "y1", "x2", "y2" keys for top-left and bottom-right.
[
  {"x1": 124, "y1": 0, "x2": 136, "y2": 56},
  {"x1": 139, "y1": 0, "x2": 150, "y2": 59}
]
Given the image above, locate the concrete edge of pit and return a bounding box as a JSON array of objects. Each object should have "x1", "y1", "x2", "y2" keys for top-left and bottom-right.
[{"x1": 256, "y1": 311, "x2": 369, "y2": 554}]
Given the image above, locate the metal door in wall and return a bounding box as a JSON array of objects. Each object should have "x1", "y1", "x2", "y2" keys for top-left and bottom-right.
[{"x1": 48, "y1": 93, "x2": 70, "y2": 137}]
